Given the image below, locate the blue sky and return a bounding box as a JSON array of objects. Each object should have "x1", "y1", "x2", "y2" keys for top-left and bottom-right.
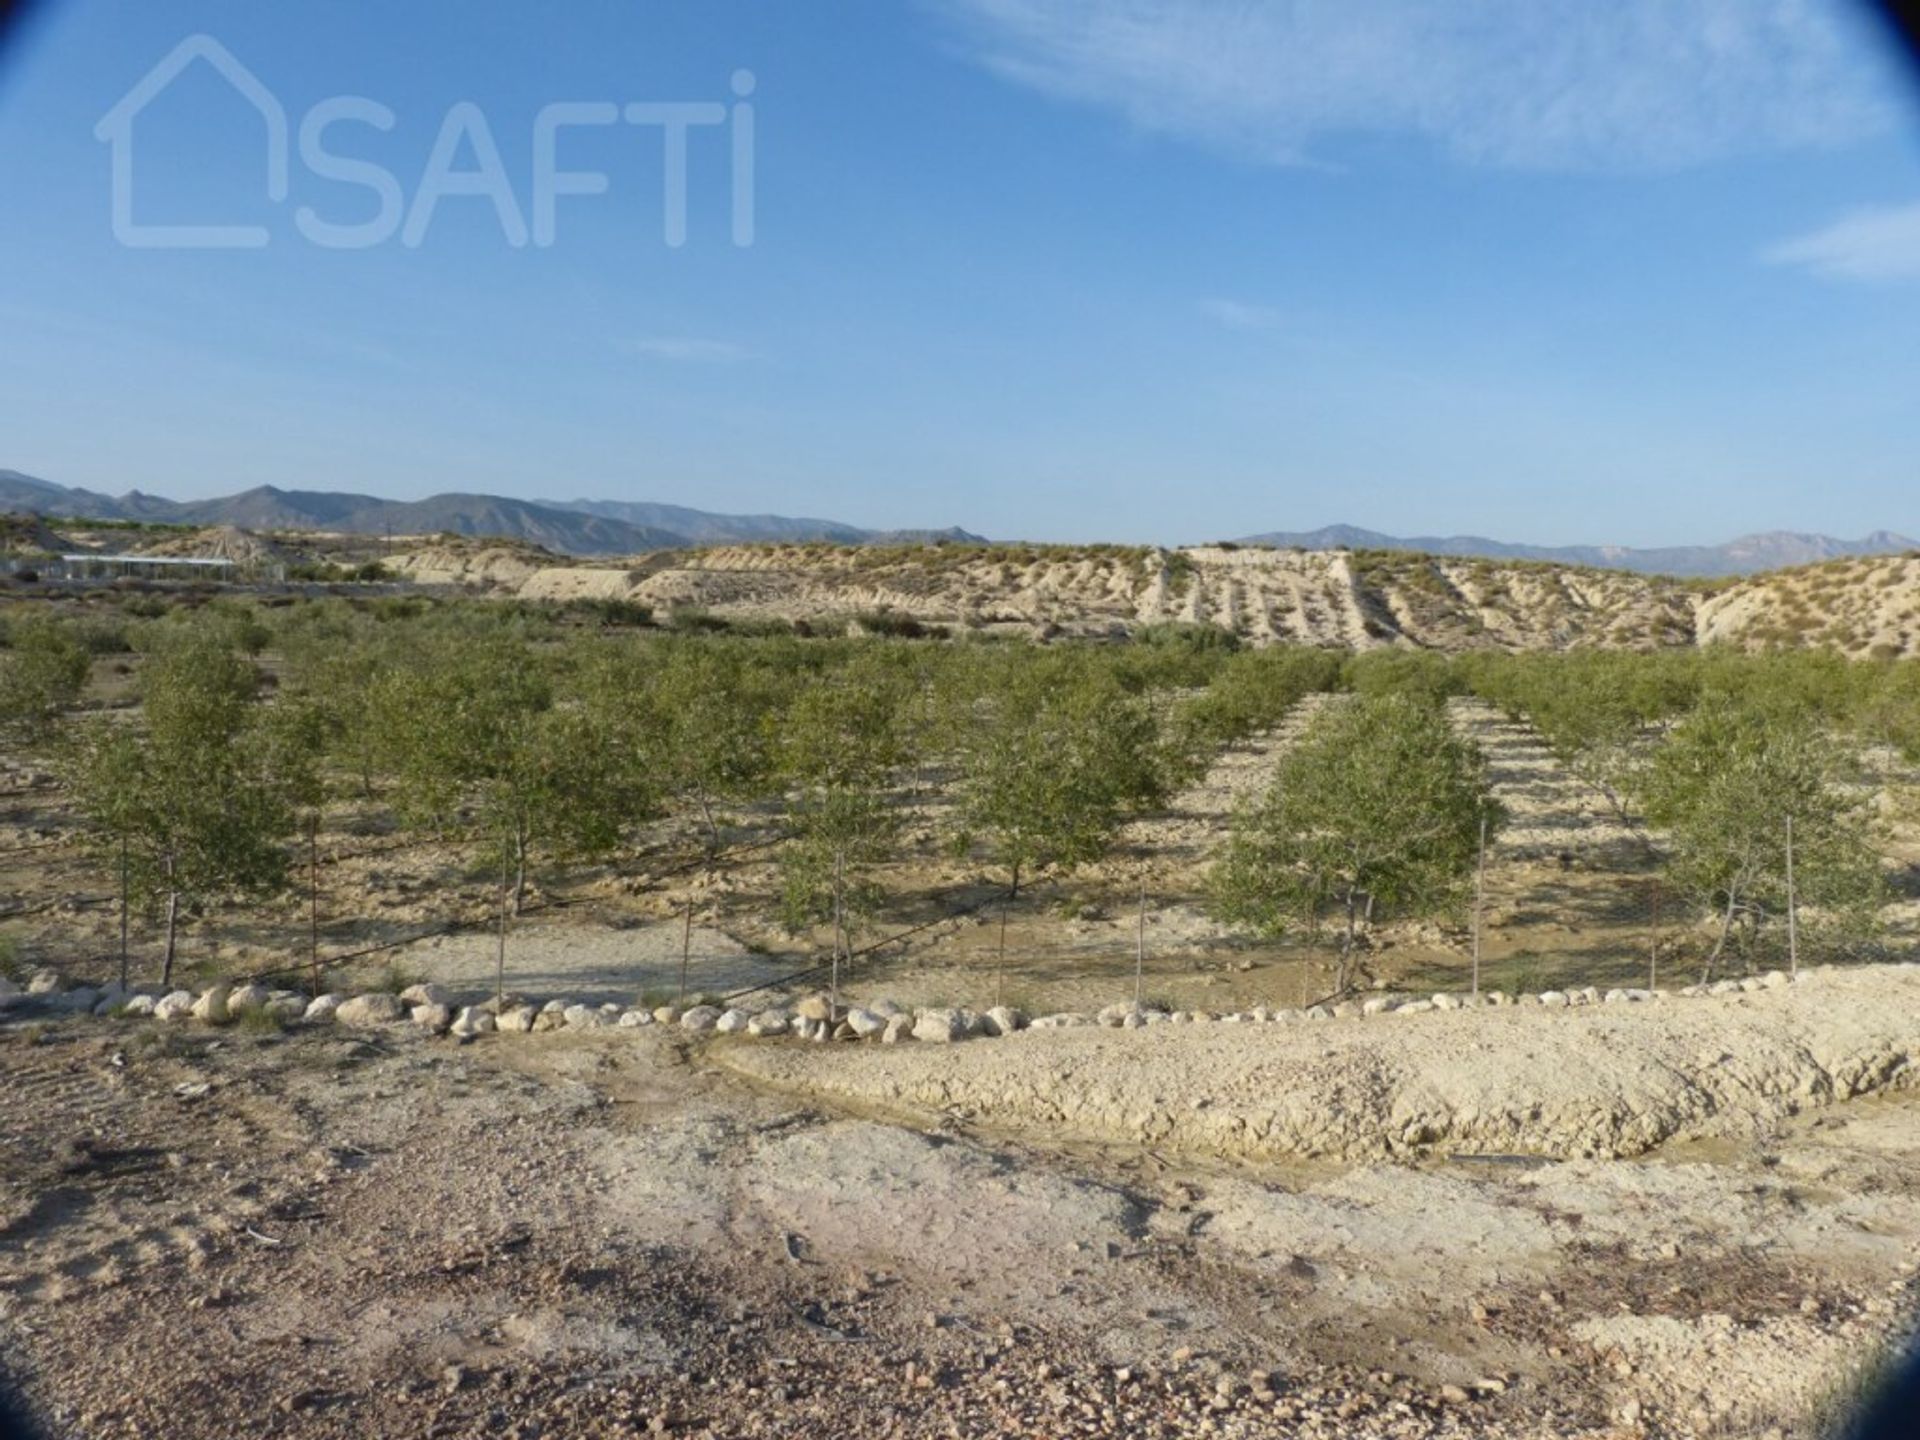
[{"x1": 1, "y1": 0, "x2": 1918, "y2": 545}]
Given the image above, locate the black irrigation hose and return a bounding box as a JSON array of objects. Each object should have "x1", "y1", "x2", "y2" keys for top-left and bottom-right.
[
  {"x1": 230, "y1": 829, "x2": 794, "y2": 987},
  {"x1": 719, "y1": 882, "x2": 1016, "y2": 1006},
  {"x1": 0, "y1": 893, "x2": 114, "y2": 921}
]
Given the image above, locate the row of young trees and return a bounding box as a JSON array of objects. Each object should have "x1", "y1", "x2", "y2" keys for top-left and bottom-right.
[{"x1": 3, "y1": 594, "x2": 1912, "y2": 993}]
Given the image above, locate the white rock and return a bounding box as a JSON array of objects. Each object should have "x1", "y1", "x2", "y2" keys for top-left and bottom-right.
[
  {"x1": 120, "y1": 993, "x2": 158, "y2": 1017},
  {"x1": 881, "y1": 1014, "x2": 914, "y2": 1044},
  {"x1": 795, "y1": 993, "x2": 836, "y2": 1023},
  {"x1": 616, "y1": 1009, "x2": 654, "y2": 1028},
  {"x1": 304, "y1": 994, "x2": 345, "y2": 1024},
  {"x1": 541, "y1": 998, "x2": 568, "y2": 1014},
  {"x1": 335, "y1": 993, "x2": 405, "y2": 1028},
  {"x1": 1431, "y1": 993, "x2": 1460, "y2": 1011},
  {"x1": 266, "y1": 994, "x2": 308, "y2": 1022},
  {"x1": 1121, "y1": 1012, "x2": 1146, "y2": 1030},
  {"x1": 450, "y1": 1006, "x2": 495, "y2": 1040},
  {"x1": 564, "y1": 1004, "x2": 609, "y2": 1029},
  {"x1": 845, "y1": 1007, "x2": 888, "y2": 1038},
  {"x1": 191, "y1": 984, "x2": 232, "y2": 1025},
  {"x1": 1331, "y1": 1001, "x2": 1361, "y2": 1019},
  {"x1": 27, "y1": 968, "x2": 67, "y2": 996},
  {"x1": 1304, "y1": 1005, "x2": 1332, "y2": 1020},
  {"x1": 1537, "y1": 991, "x2": 1569, "y2": 1008},
  {"x1": 1604, "y1": 989, "x2": 1630, "y2": 1004},
  {"x1": 1362, "y1": 997, "x2": 1401, "y2": 1016},
  {"x1": 680, "y1": 1005, "x2": 721, "y2": 1032},
  {"x1": 411, "y1": 1002, "x2": 454, "y2": 1033},
  {"x1": 1398, "y1": 1000, "x2": 1434, "y2": 1015},
  {"x1": 748, "y1": 1010, "x2": 790, "y2": 1037},
  {"x1": 399, "y1": 982, "x2": 453, "y2": 1008},
  {"x1": 1097, "y1": 1002, "x2": 1140, "y2": 1028},
  {"x1": 652, "y1": 1006, "x2": 681, "y2": 1026},
  {"x1": 912, "y1": 1008, "x2": 962, "y2": 1043},
  {"x1": 497, "y1": 1005, "x2": 537, "y2": 1033},
  {"x1": 1762, "y1": 970, "x2": 1790, "y2": 989},
  {"x1": 226, "y1": 984, "x2": 272, "y2": 1016},
  {"x1": 715, "y1": 1008, "x2": 751, "y2": 1034},
  {"x1": 154, "y1": 990, "x2": 196, "y2": 1022}
]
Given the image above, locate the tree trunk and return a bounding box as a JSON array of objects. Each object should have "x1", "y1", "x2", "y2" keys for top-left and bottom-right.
[
  {"x1": 1338, "y1": 891, "x2": 1358, "y2": 995},
  {"x1": 496, "y1": 852, "x2": 510, "y2": 1007},
  {"x1": 512, "y1": 830, "x2": 528, "y2": 916},
  {"x1": 162, "y1": 890, "x2": 179, "y2": 987},
  {"x1": 1702, "y1": 889, "x2": 1740, "y2": 985},
  {"x1": 118, "y1": 836, "x2": 130, "y2": 991},
  {"x1": 830, "y1": 850, "x2": 845, "y2": 1014}
]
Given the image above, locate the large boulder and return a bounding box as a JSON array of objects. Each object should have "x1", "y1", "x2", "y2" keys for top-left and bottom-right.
[
  {"x1": 119, "y1": 993, "x2": 159, "y2": 1018},
  {"x1": 680, "y1": 1005, "x2": 721, "y2": 1033},
  {"x1": 399, "y1": 982, "x2": 453, "y2": 1009},
  {"x1": 153, "y1": 990, "x2": 196, "y2": 1022},
  {"x1": 563, "y1": 1004, "x2": 609, "y2": 1030},
  {"x1": 335, "y1": 993, "x2": 405, "y2": 1028},
  {"x1": 497, "y1": 1006, "x2": 538, "y2": 1033},
  {"x1": 794, "y1": 994, "x2": 836, "y2": 1023},
  {"x1": 304, "y1": 994, "x2": 345, "y2": 1024},
  {"x1": 450, "y1": 1006, "x2": 496, "y2": 1041},
  {"x1": 411, "y1": 1002, "x2": 454, "y2": 1034},
  {"x1": 226, "y1": 984, "x2": 272, "y2": 1016},
  {"x1": 191, "y1": 985, "x2": 232, "y2": 1025},
  {"x1": 714, "y1": 1008, "x2": 752, "y2": 1034},
  {"x1": 912, "y1": 1008, "x2": 962, "y2": 1044},
  {"x1": 980, "y1": 1006, "x2": 1027, "y2": 1037},
  {"x1": 748, "y1": 1010, "x2": 790, "y2": 1037},
  {"x1": 845, "y1": 1008, "x2": 888, "y2": 1039}
]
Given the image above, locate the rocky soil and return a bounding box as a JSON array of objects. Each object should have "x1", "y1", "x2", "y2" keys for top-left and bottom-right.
[{"x1": 4, "y1": 966, "x2": 1918, "y2": 1440}]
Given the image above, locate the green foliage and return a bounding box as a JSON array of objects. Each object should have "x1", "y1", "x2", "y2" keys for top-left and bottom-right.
[
  {"x1": 60, "y1": 630, "x2": 307, "y2": 982},
  {"x1": 1341, "y1": 649, "x2": 1465, "y2": 707},
  {"x1": 1211, "y1": 693, "x2": 1497, "y2": 992},
  {"x1": 379, "y1": 636, "x2": 657, "y2": 911},
  {"x1": 0, "y1": 614, "x2": 90, "y2": 745},
  {"x1": 951, "y1": 652, "x2": 1170, "y2": 894},
  {"x1": 1638, "y1": 697, "x2": 1883, "y2": 977}
]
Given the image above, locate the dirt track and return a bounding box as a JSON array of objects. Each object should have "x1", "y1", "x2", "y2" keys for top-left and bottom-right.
[{"x1": 3, "y1": 973, "x2": 1919, "y2": 1438}]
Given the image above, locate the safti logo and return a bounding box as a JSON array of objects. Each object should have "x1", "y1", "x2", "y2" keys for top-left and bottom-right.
[{"x1": 95, "y1": 35, "x2": 756, "y2": 250}]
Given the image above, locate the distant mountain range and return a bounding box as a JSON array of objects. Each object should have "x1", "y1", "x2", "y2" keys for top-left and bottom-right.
[
  {"x1": 4, "y1": 469, "x2": 1910, "y2": 576},
  {"x1": 1236, "y1": 524, "x2": 1920, "y2": 579},
  {"x1": 0, "y1": 470, "x2": 983, "y2": 556}
]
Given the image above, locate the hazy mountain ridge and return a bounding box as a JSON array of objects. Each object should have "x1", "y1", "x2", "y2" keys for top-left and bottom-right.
[
  {"x1": 1237, "y1": 523, "x2": 1920, "y2": 579},
  {"x1": 0, "y1": 471, "x2": 983, "y2": 555}
]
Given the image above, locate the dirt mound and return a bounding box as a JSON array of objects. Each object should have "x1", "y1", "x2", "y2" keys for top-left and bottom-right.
[
  {"x1": 722, "y1": 965, "x2": 1920, "y2": 1163},
  {"x1": 138, "y1": 525, "x2": 285, "y2": 563}
]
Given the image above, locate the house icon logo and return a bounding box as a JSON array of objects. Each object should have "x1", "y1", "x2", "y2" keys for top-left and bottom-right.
[{"x1": 95, "y1": 34, "x2": 288, "y2": 249}]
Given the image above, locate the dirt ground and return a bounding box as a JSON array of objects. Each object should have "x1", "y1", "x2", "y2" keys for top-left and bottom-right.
[{"x1": 3, "y1": 983, "x2": 1917, "y2": 1440}]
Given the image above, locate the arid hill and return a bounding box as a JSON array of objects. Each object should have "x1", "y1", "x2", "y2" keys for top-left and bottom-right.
[{"x1": 389, "y1": 539, "x2": 1920, "y2": 656}]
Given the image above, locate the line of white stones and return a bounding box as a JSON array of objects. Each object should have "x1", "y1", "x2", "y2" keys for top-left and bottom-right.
[{"x1": 2, "y1": 962, "x2": 1886, "y2": 1047}]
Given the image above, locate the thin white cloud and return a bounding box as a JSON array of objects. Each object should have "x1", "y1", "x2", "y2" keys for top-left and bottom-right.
[
  {"x1": 932, "y1": 0, "x2": 1896, "y2": 171},
  {"x1": 619, "y1": 337, "x2": 759, "y2": 363},
  {"x1": 1764, "y1": 202, "x2": 1920, "y2": 281},
  {"x1": 1200, "y1": 298, "x2": 1281, "y2": 332}
]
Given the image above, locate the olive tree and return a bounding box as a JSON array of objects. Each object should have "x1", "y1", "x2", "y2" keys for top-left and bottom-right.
[
  {"x1": 952, "y1": 656, "x2": 1170, "y2": 898},
  {"x1": 775, "y1": 660, "x2": 911, "y2": 1005},
  {"x1": 1211, "y1": 693, "x2": 1496, "y2": 995},
  {"x1": 62, "y1": 633, "x2": 306, "y2": 984},
  {"x1": 1638, "y1": 697, "x2": 1882, "y2": 979},
  {"x1": 0, "y1": 614, "x2": 90, "y2": 747}
]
